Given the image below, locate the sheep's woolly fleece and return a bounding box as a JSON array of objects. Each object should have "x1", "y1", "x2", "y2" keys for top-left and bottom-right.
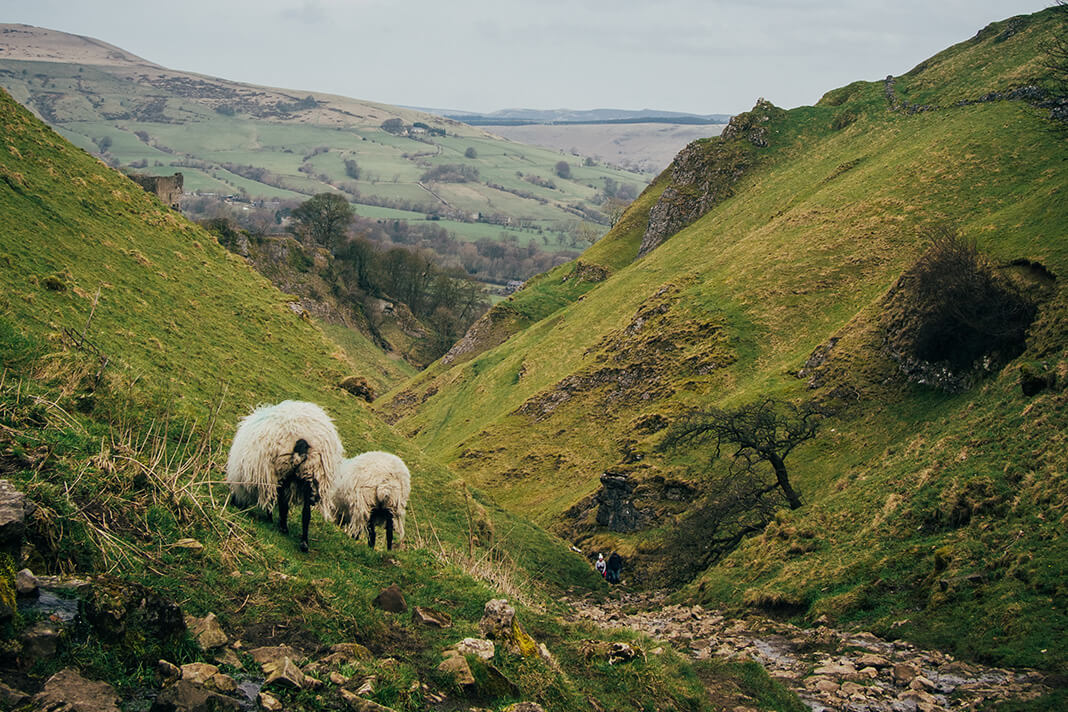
[
  {"x1": 226, "y1": 400, "x2": 344, "y2": 511},
  {"x1": 326, "y1": 450, "x2": 411, "y2": 543}
]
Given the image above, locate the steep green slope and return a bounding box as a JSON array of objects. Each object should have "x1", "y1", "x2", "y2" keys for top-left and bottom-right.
[
  {"x1": 0, "y1": 87, "x2": 735, "y2": 710},
  {"x1": 384, "y1": 7, "x2": 1068, "y2": 676}
]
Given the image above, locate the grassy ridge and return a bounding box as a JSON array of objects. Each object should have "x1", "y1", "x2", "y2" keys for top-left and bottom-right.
[
  {"x1": 0, "y1": 86, "x2": 765, "y2": 710},
  {"x1": 386, "y1": 6, "x2": 1068, "y2": 675}
]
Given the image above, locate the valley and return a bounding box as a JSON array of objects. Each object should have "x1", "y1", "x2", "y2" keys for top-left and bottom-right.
[{"x1": 0, "y1": 5, "x2": 1065, "y2": 712}]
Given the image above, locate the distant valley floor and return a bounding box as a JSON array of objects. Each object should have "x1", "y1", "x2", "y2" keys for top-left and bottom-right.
[{"x1": 488, "y1": 122, "x2": 725, "y2": 173}]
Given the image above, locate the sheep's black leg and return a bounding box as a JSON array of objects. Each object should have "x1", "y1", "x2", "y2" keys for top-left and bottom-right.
[
  {"x1": 277, "y1": 481, "x2": 290, "y2": 535},
  {"x1": 299, "y1": 481, "x2": 312, "y2": 553},
  {"x1": 385, "y1": 515, "x2": 394, "y2": 551},
  {"x1": 367, "y1": 521, "x2": 377, "y2": 549}
]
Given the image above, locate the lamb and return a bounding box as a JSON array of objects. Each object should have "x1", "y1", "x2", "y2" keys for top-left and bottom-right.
[
  {"x1": 324, "y1": 451, "x2": 411, "y2": 550},
  {"x1": 226, "y1": 400, "x2": 343, "y2": 552}
]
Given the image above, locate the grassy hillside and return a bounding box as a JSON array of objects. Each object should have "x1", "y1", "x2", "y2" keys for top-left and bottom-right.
[
  {"x1": 383, "y1": 6, "x2": 1068, "y2": 679},
  {"x1": 0, "y1": 87, "x2": 755, "y2": 711},
  {"x1": 0, "y1": 25, "x2": 649, "y2": 254}
]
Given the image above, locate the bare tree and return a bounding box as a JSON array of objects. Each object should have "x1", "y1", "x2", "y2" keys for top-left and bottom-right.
[{"x1": 660, "y1": 398, "x2": 823, "y2": 509}]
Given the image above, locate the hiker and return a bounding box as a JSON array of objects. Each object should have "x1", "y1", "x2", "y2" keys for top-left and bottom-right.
[
  {"x1": 595, "y1": 553, "x2": 606, "y2": 577},
  {"x1": 605, "y1": 552, "x2": 622, "y2": 584}
]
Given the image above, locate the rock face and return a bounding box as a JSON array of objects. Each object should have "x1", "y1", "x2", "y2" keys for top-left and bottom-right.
[
  {"x1": 594, "y1": 472, "x2": 645, "y2": 532},
  {"x1": 637, "y1": 99, "x2": 781, "y2": 259},
  {"x1": 33, "y1": 668, "x2": 121, "y2": 712}
]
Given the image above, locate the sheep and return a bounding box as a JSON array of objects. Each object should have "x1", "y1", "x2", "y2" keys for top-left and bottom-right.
[
  {"x1": 226, "y1": 400, "x2": 343, "y2": 552},
  {"x1": 324, "y1": 451, "x2": 410, "y2": 550}
]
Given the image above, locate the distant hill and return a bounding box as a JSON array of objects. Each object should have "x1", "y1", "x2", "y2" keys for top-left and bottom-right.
[
  {"x1": 382, "y1": 6, "x2": 1068, "y2": 683},
  {"x1": 0, "y1": 24, "x2": 650, "y2": 276},
  {"x1": 424, "y1": 107, "x2": 732, "y2": 126}
]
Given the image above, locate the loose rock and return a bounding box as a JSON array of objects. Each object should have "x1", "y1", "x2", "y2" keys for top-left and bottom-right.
[
  {"x1": 33, "y1": 668, "x2": 121, "y2": 712},
  {"x1": 412, "y1": 605, "x2": 452, "y2": 628},
  {"x1": 15, "y1": 568, "x2": 38, "y2": 597},
  {"x1": 184, "y1": 612, "x2": 228, "y2": 651},
  {"x1": 373, "y1": 584, "x2": 407, "y2": 613}
]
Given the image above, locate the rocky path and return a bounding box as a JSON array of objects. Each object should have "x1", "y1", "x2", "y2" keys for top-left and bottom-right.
[{"x1": 564, "y1": 591, "x2": 1049, "y2": 712}]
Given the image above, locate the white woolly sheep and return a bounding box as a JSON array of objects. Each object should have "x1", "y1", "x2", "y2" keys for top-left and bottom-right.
[
  {"x1": 325, "y1": 451, "x2": 411, "y2": 550},
  {"x1": 226, "y1": 400, "x2": 344, "y2": 552}
]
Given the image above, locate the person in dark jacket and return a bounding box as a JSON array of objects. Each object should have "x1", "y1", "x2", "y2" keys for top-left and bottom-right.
[{"x1": 605, "y1": 552, "x2": 623, "y2": 584}]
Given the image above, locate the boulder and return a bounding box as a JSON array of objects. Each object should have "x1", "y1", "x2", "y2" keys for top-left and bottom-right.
[
  {"x1": 249, "y1": 644, "x2": 303, "y2": 665},
  {"x1": 158, "y1": 659, "x2": 181, "y2": 684},
  {"x1": 33, "y1": 668, "x2": 121, "y2": 712},
  {"x1": 373, "y1": 584, "x2": 407, "y2": 613},
  {"x1": 892, "y1": 662, "x2": 919, "y2": 685}
]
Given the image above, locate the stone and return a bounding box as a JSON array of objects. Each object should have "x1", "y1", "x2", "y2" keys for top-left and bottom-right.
[
  {"x1": 893, "y1": 662, "x2": 919, "y2": 685},
  {"x1": 353, "y1": 676, "x2": 375, "y2": 696},
  {"x1": 479, "y1": 598, "x2": 538, "y2": 656},
  {"x1": 373, "y1": 584, "x2": 407, "y2": 613},
  {"x1": 909, "y1": 675, "x2": 936, "y2": 692},
  {"x1": 249, "y1": 644, "x2": 303, "y2": 665},
  {"x1": 412, "y1": 605, "x2": 452, "y2": 628},
  {"x1": 258, "y1": 691, "x2": 283, "y2": 711},
  {"x1": 216, "y1": 646, "x2": 242, "y2": 668},
  {"x1": 813, "y1": 678, "x2": 839, "y2": 693},
  {"x1": 21, "y1": 619, "x2": 62, "y2": 659},
  {"x1": 0, "y1": 681, "x2": 30, "y2": 707},
  {"x1": 150, "y1": 679, "x2": 241, "y2": 711},
  {"x1": 455, "y1": 637, "x2": 495, "y2": 661},
  {"x1": 181, "y1": 662, "x2": 220, "y2": 685},
  {"x1": 339, "y1": 688, "x2": 397, "y2": 711},
  {"x1": 438, "y1": 653, "x2": 475, "y2": 685},
  {"x1": 263, "y1": 655, "x2": 306, "y2": 689},
  {"x1": 158, "y1": 659, "x2": 182, "y2": 683},
  {"x1": 172, "y1": 538, "x2": 204, "y2": 555},
  {"x1": 840, "y1": 681, "x2": 866, "y2": 697},
  {"x1": 856, "y1": 653, "x2": 890, "y2": 668},
  {"x1": 813, "y1": 662, "x2": 858, "y2": 677},
  {"x1": 211, "y1": 673, "x2": 238, "y2": 694},
  {"x1": 504, "y1": 703, "x2": 546, "y2": 712},
  {"x1": 15, "y1": 568, "x2": 38, "y2": 597},
  {"x1": 329, "y1": 671, "x2": 349, "y2": 685},
  {"x1": 184, "y1": 612, "x2": 228, "y2": 651},
  {"x1": 33, "y1": 668, "x2": 121, "y2": 712},
  {"x1": 0, "y1": 480, "x2": 29, "y2": 559},
  {"x1": 471, "y1": 661, "x2": 520, "y2": 698}
]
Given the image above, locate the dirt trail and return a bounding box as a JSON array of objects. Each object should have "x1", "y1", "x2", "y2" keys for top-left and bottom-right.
[{"x1": 564, "y1": 591, "x2": 1048, "y2": 711}]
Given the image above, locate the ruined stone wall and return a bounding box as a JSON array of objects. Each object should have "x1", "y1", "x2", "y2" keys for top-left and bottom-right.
[{"x1": 127, "y1": 173, "x2": 183, "y2": 209}]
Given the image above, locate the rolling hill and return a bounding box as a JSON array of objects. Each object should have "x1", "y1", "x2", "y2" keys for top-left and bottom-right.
[
  {"x1": 0, "y1": 24, "x2": 652, "y2": 267},
  {"x1": 381, "y1": 6, "x2": 1068, "y2": 682}
]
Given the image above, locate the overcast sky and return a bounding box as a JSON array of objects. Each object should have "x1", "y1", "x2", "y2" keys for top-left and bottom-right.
[{"x1": 1, "y1": 1, "x2": 1055, "y2": 114}]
